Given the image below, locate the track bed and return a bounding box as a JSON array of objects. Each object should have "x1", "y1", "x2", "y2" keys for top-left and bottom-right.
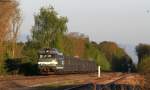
[{"x1": 0, "y1": 73, "x2": 144, "y2": 90}]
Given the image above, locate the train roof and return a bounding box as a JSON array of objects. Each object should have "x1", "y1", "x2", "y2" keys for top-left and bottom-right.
[{"x1": 38, "y1": 48, "x2": 63, "y2": 55}]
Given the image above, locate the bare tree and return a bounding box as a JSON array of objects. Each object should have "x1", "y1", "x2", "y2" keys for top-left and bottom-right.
[
  {"x1": 0, "y1": 0, "x2": 21, "y2": 58},
  {"x1": 11, "y1": 7, "x2": 22, "y2": 58},
  {"x1": 0, "y1": 0, "x2": 19, "y2": 73},
  {"x1": 0, "y1": 0, "x2": 15, "y2": 55}
]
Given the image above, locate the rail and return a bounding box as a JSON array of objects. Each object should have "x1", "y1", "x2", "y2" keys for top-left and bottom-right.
[
  {"x1": 95, "y1": 74, "x2": 128, "y2": 90},
  {"x1": 0, "y1": 75, "x2": 60, "y2": 82},
  {"x1": 64, "y1": 83, "x2": 94, "y2": 90},
  {"x1": 64, "y1": 74, "x2": 129, "y2": 90}
]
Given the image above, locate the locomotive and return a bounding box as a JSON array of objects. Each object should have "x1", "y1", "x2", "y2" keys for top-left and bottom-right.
[{"x1": 38, "y1": 48, "x2": 97, "y2": 74}]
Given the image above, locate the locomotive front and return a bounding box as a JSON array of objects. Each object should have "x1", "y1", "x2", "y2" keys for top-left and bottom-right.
[{"x1": 38, "y1": 48, "x2": 64, "y2": 74}]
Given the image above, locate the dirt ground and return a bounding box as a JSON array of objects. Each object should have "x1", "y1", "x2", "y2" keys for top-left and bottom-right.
[{"x1": 0, "y1": 73, "x2": 144, "y2": 90}]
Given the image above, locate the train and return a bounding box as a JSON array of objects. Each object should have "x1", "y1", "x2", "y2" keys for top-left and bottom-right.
[{"x1": 38, "y1": 48, "x2": 97, "y2": 74}]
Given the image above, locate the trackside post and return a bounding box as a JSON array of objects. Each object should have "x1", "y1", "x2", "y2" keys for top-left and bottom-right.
[{"x1": 98, "y1": 66, "x2": 101, "y2": 78}]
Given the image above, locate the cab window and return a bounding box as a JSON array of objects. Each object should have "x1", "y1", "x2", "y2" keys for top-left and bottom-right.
[
  {"x1": 40, "y1": 55, "x2": 43, "y2": 58},
  {"x1": 48, "y1": 55, "x2": 52, "y2": 58}
]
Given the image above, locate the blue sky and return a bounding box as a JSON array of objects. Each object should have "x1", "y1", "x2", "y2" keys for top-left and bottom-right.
[{"x1": 19, "y1": 0, "x2": 150, "y2": 45}]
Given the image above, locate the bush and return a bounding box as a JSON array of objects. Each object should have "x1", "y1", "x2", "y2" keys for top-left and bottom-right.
[
  {"x1": 20, "y1": 62, "x2": 39, "y2": 76},
  {"x1": 136, "y1": 44, "x2": 150, "y2": 63},
  {"x1": 4, "y1": 58, "x2": 21, "y2": 74},
  {"x1": 4, "y1": 58, "x2": 39, "y2": 75},
  {"x1": 138, "y1": 56, "x2": 150, "y2": 89},
  {"x1": 0, "y1": 60, "x2": 6, "y2": 75},
  {"x1": 138, "y1": 56, "x2": 150, "y2": 73}
]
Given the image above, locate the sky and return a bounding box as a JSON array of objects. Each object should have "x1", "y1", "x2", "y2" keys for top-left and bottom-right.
[{"x1": 19, "y1": 0, "x2": 150, "y2": 45}]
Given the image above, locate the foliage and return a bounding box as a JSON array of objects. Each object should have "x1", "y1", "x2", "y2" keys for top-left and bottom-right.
[
  {"x1": 0, "y1": 0, "x2": 18, "y2": 44},
  {"x1": 136, "y1": 43, "x2": 150, "y2": 75},
  {"x1": 57, "y1": 33, "x2": 87, "y2": 58},
  {"x1": 98, "y1": 41, "x2": 124, "y2": 61},
  {"x1": 84, "y1": 42, "x2": 111, "y2": 71},
  {"x1": 4, "y1": 58, "x2": 21, "y2": 75},
  {"x1": 0, "y1": 58, "x2": 6, "y2": 75},
  {"x1": 53, "y1": 32, "x2": 111, "y2": 71},
  {"x1": 0, "y1": 0, "x2": 21, "y2": 74},
  {"x1": 50, "y1": 32, "x2": 111, "y2": 71},
  {"x1": 11, "y1": 6, "x2": 22, "y2": 58},
  {"x1": 138, "y1": 56, "x2": 150, "y2": 73},
  {"x1": 31, "y1": 6, "x2": 68, "y2": 48},
  {"x1": 98, "y1": 41, "x2": 135, "y2": 72},
  {"x1": 22, "y1": 41, "x2": 41, "y2": 63},
  {"x1": 136, "y1": 44, "x2": 150, "y2": 64},
  {"x1": 138, "y1": 56, "x2": 150, "y2": 89},
  {"x1": 136, "y1": 44, "x2": 150, "y2": 89},
  {"x1": 4, "y1": 58, "x2": 39, "y2": 75}
]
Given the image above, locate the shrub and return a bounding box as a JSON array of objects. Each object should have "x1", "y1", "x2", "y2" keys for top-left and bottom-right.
[{"x1": 4, "y1": 58, "x2": 39, "y2": 75}]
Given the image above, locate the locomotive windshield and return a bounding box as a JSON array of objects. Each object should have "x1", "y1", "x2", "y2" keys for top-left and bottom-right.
[
  {"x1": 38, "y1": 48, "x2": 62, "y2": 59},
  {"x1": 39, "y1": 54, "x2": 57, "y2": 59}
]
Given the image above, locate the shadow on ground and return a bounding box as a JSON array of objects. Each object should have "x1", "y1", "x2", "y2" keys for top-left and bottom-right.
[
  {"x1": 13, "y1": 84, "x2": 142, "y2": 90},
  {"x1": 15, "y1": 84, "x2": 94, "y2": 90}
]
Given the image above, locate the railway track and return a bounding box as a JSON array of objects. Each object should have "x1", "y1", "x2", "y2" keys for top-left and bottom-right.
[
  {"x1": 64, "y1": 83, "x2": 94, "y2": 90},
  {"x1": 65, "y1": 74, "x2": 141, "y2": 90},
  {"x1": 0, "y1": 73, "x2": 95, "y2": 82},
  {"x1": 95, "y1": 73, "x2": 128, "y2": 90},
  {"x1": 0, "y1": 73, "x2": 143, "y2": 90},
  {"x1": 0, "y1": 75, "x2": 63, "y2": 82}
]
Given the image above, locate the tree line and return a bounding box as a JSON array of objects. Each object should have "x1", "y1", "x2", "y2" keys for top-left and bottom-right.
[{"x1": 0, "y1": 1, "x2": 149, "y2": 76}]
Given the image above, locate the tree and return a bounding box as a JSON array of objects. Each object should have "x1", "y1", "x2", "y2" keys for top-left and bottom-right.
[
  {"x1": 65, "y1": 32, "x2": 87, "y2": 58},
  {"x1": 23, "y1": 6, "x2": 68, "y2": 64},
  {"x1": 98, "y1": 41, "x2": 135, "y2": 72},
  {"x1": 136, "y1": 44, "x2": 150, "y2": 88},
  {"x1": 136, "y1": 44, "x2": 150, "y2": 64},
  {"x1": 11, "y1": 4, "x2": 22, "y2": 58},
  {"x1": 55, "y1": 32, "x2": 88, "y2": 58},
  {"x1": 0, "y1": 0, "x2": 19, "y2": 74},
  {"x1": 136, "y1": 44, "x2": 150, "y2": 72},
  {"x1": 50, "y1": 32, "x2": 111, "y2": 71},
  {"x1": 31, "y1": 6, "x2": 68, "y2": 48},
  {"x1": 138, "y1": 56, "x2": 150, "y2": 73},
  {"x1": 0, "y1": 0, "x2": 16, "y2": 55},
  {"x1": 84, "y1": 42, "x2": 111, "y2": 71}
]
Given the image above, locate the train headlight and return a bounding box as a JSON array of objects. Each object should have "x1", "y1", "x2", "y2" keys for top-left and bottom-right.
[{"x1": 38, "y1": 59, "x2": 58, "y2": 65}]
